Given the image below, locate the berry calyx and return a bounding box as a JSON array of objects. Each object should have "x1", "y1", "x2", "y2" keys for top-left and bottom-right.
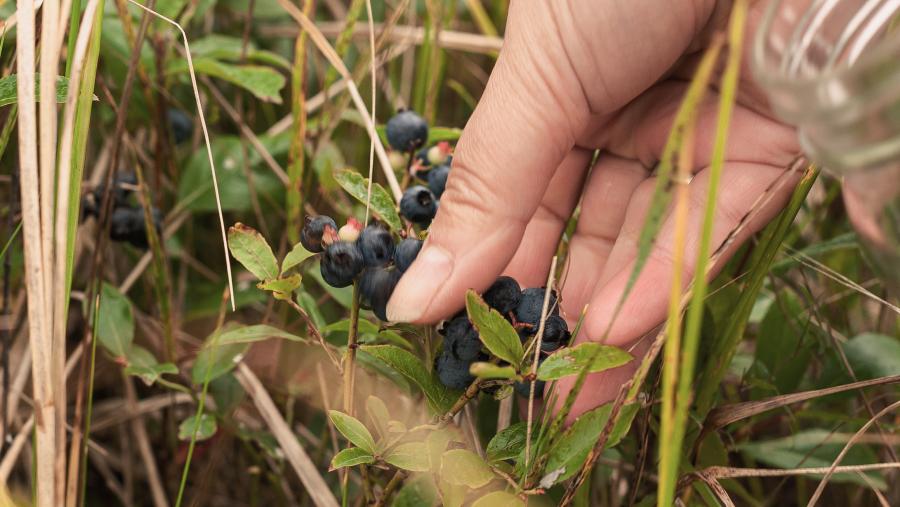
[
  {"x1": 400, "y1": 185, "x2": 438, "y2": 225},
  {"x1": 301, "y1": 216, "x2": 338, "y2": 253},
  {"x1": 427, "y1": 141, "x2": 452, "y2": 166}
]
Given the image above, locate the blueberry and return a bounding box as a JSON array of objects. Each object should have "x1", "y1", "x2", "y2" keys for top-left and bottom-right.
[
  {"x1": 435, "y1": 353, "x2": 474, "y2": 390},
  {"x1": 385, "y1": 110, "x2": 429, "y2": 152},
  {"x1": 356, "y1": 224, "x2": 395, "y2": 267},
  {"x1": 109, "y1": 206, "x2": 162, "y2": 249},
  {"x1": 442, "y1": 316, "x2": 481, "y2": 361},
  {"x1": 483, "y1": 276, "x2": 521, "y2": 315},
  {"x1": 301, "y1": 216, "x2": 338, "y2": 253},
  {"x1": 415, "y1": 147, "x2": 430, "y2": 168},
  {"x1": 400, "y1": 186, "x2": 437, "y2": 224},
  {"x1": 167, "y1": 108, "x2": 193, "y2": 145},
  {"x1": 320, "y1": 241, "x2": 364, "y2": 288},
  {"x1": 540, "y1": 315, "x2": 570, "y2": 351},
  {"x1": 393, "y1": 238, "x2": 423, "y2": 272},
  {"x1": 514, "y1": 378, "x2": 546, "y2": 398},
  {"x1": 93, "y1": 171, "x2": 137, "y2": 210},
  {"x1": 514, "y1": 287, "x2": 559, "y2": 327},
  {"x1": 427, "y1": 164, "x2": 450, "y2": 199},
  {"x1": 359, "y1": 267, "x2": 401, "y2": 321}
]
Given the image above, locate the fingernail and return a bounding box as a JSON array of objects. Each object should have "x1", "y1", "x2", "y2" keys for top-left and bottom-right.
[{"x1": 386, "y1": 244, "x2": 453, "y2": 322}]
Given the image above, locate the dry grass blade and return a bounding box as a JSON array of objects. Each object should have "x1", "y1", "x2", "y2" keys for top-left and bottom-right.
[
  {"x1": 15, "y1": 0, "x2": 57, "y2": 503},
  {"x1": 697, "y1": 463, "x2": 900, "y2": 479},
  {"x1": 311, "y1": 22, "x2": 504, "y2": 55},
  {"x1": 125, "y1": 0, "x2": 236, "y2": 310},
  {"x1": 236, "y1": 363, "x2": 339, "y2": 507},
  {"x1": 525, "y1": 255, "x2": 558, "y2": 469},
  {"x1": 276, "y1": 0, "x2": 402, "y2": 201},
  {"x1": 124, "y1": 376, "x2": 169, "y2": 507},
  {"x1": 705, "y1": 374, "x2": 900, "y2": 431},
  {"x1": 807, "y1": 399, "x2": 900, "y2": 506}
]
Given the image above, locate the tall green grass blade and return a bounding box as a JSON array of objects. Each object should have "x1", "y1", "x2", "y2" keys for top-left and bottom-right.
[
  {"x1": 79, "y1": 293, "x2": 101, "y2": 507},
  {"x1": 65, "y1": 0, "x2": 84, "y2": 77},
  {"x1": 694, "y1": 166, "x2": 819, "y2": 417},
  {"x1": 65, "y1": 3, "x2": 103, "y2": 307},
  {"x1": 287, "y1": 0, "x2": 313, "y2": 244},
  {"x1": 658, "y1": 4, "x2": 747, "y2": 505},
  {"x1": 0, "y1": 222, "x2": 21, "y2": 263}
]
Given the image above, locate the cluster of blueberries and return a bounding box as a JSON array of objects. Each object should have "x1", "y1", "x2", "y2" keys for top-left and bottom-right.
[
  {"x1": 81, "y1": 172, "x2": 162, "y2": 249},
  {"x1": 385, "y1": 110, "x2": 452, "y2": 227},
  {"x1": 300, "y1": 215, "x2": 422, "y2": 322},
  {"x1": 80, "y1": 108, "x2": 190, "y2": 250},
  {"x1": 434, "y1": 276, "x2": 570, "y2": 396}
]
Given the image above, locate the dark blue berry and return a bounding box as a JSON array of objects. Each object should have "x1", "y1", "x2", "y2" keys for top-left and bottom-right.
[
  {"x1": 400, "y1": 186, "x2": 437, "y2": 224},
  {"x1": 514, "y1": 378, "x2": 546, "y2": 398},
  {"x1": 356, "y1": 224, "x2": 395, "y2": 267},
  {"x1": 435, "y1": 353, "x2": 474, "y2": 390},
  {"x1": 393, "y1": 238, "x2": 423, "y2": 272},
  {"x1": 540, "y1": 315, "x2": 570, "y2": 352},
  {"x1": 483, "y1": 276, "x2": 521, "y2": 315},
  {"x1": 109, "y1": 206, "x2": 162, "y2": 249},
  {"x1": 301, "y1": 216, "x2": 338, "y2": 253},
  {"x1": 385, "y1": 110, "x2": 428, "y2": 152},
  {"x1": 427, "y1": 164, "x2": 450, "y2": 199},
  {"x1": 442, "y1": 316, "x2": 481, "y2": 361},
  {"x1": 320, "y1": 241, "x2": 364, "y2": 288},
  {"x1": 415, "y1": 147, "x2": 431, "y2": 168},
  {"x1": 93, "y1": 172, "x2": 137, "y2": 211},
  {"x1": 359, "y1": 267, "x2": 402, "y2": 321},
  {"x1": 515, "y1": 287, "x2": 559, "y2": 327},
  {"x1": 167, "y1": 108, "x2": 193, "y2": 145}
]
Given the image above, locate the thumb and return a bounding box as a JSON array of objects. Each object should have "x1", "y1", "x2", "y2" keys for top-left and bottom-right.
[{"x1": 386, "y1": 2, "x2": 589, "y2": 323}]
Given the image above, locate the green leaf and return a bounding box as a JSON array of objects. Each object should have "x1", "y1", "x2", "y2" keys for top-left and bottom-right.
[
  {"x1": 192, "y1": 341, "x2": 248, "y2": 385},
  {"x1": 469, "y1": 362, "x2": 517, "y2": 379},
  {"x1": 838, "y1": 333, "x2": 900, "y2": 379},
  {"x1": 168, "y1": 57, "x2": 285, "y2": 103},
  {"x1": 281, "y1": 242, "x2": 316, "y2": 274},
  {"x1": 329, "y1": 447, "x2": 375, "y2": 470},
  {"x1": 0, "y1": 74, "x2": 74, "y2": 107},
  {"x1": 323, "y1": 318, "x2": 381, "y2": 336},
  {"x1": 384, "y1": 442, "x2": 430, "y2": 472},
  {"x1": 537, "y1": 342, "x2": 632, "y2": 381},
  {"x1": 360, "y1": 345, "x2": 458, "y2": 413},
  {"x1": 328, "y1": 410, "x2": 377, "y2": 454},
  {"x1": 391, "y1": 474, "x2": 439, "y2": 507},
  {"x1": 375, "y1": 124, "x2": 462, "y2": 145},
  {"x1": 177, "y1": 135, "x2": 286, "y2": 212},
  {"x1": 365, "y1": 395, "x2": 391, "y2": 438},
  {"x1": 257, "y1": 274, "x2": 302, "y2": 296},
  {"x1": 739, "y1": 429, "x2": 886, "y2": 489},
  {"x1": 754, "y1": 294, "x2": 812, "y2": 394},
  {"x1": 228, "y1": 223, "x2": 279, "y2": 281},
  {"x1": 440, "y1": 449, "x2": 494, "y2": 488},
  {"x1": 465, "y1": 291, "x2": 523, "y2": 368},
  {"x1": 125, "y1": 362, "x2": 179, "y2": 386},
  {"x1": 333, "y1": 169, "x2": 402, "y2": 232},
  {"x1": 543, "y1": 402, "x2": 639, "y2": 485},
  {"x1": 178, "y1": 413, "x2": 218, "y2": 442},
  {"x1": 215, "y1": 324, "x2": 307, "y2": 345},
  {"x1": 124, "y1": 345, "x2": 158, "y2": 368},
  {"x1": 486, "y1": 422, "x2": 526, "y2": 463},
  {"x1": 471, "y1": 492, "x2": 524, "y2": 507},
  {"x1": 190, "y1": 34, "x2": 291, "y2": 70},
  {"x1": 209, "y1": 373, "x2": 245, "y2": 415},
  {"x1": 97, "y1": 283, "x2": 134, "y2": 360}
]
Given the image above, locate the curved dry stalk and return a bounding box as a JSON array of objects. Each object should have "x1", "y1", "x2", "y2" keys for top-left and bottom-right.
[
  {"x1": 125, "y1": 0, "x2": 236, "y2": 310},
  {"x1": 807, "y1": 399, "x2": 900, "y2": 506},
  {"x1": 525, "y1": 255, "x2": 558, "y2": 469},
  {"x1": 275, "y1": 0, "x2": 402, "y2": 201}
]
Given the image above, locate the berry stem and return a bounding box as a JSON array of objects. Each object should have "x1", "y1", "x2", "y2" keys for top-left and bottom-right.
[
  {"x1": 342, "y1": 282, "x2": 361, "y2": 415},
  {"x1": 374, "y1": 470, "x2": 407, "y2": 507},
  {"x1": 436, "y1": 378, "x2": 483, "y2": 426}
]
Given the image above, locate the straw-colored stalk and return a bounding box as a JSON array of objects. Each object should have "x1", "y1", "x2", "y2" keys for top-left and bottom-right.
[{"x1": 16, "y1": 0, "x2": 57, "y2": 503}]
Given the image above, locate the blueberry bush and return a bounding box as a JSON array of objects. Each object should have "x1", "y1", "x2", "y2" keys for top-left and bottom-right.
[{"x1": 1, "y1": 1, "x2": 898, "y2": 506}]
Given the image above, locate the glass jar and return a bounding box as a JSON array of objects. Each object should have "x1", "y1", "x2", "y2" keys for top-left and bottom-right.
[{"x1": 753, "y1": 0, "x2": 900, "y2": 291}]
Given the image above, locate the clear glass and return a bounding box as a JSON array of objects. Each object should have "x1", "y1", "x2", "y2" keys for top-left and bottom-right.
[{"x1": 753, "y1": 0, "x2": 900, "y2": 290}]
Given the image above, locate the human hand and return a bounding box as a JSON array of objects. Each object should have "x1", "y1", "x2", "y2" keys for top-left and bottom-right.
[{"x1": 386, "y1": 0, "x2": 800, "y2": 420}]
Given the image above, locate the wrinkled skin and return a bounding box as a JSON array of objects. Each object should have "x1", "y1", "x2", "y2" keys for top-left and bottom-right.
[{"x1": 387, "y1": 0, "x2": 800, "y2": 422}]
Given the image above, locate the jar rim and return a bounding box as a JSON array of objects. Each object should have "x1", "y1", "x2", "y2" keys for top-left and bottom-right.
[{"x1": 752, "y1": 0, "x2": 900, "y2": 118}]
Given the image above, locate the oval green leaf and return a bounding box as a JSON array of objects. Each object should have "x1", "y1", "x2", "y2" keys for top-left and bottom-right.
[
  {"x1": 440, "y1": 449, "x2": 495, "y2": 489},
  {"x1": 328, "y1": 410, "x2": 377, "y2": 454},
  {"x1": 329, "y1": 447, "x2": 375, "y2": 470},
  {"x1": 228, "y1": 223, "x2": 278, "y2": 281},
  {"x1": 333, "y1": 169, "x2": 402, "y2": 232},
  {"x1": 384, "y1": 442, "x2": 430, "y2": 472},
  {"x1": 466, "y1": 291, "x2": 523, "y2": 369},
  {"x1": 537, "y1": 342, "x2": 632, "y2": 381}
]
